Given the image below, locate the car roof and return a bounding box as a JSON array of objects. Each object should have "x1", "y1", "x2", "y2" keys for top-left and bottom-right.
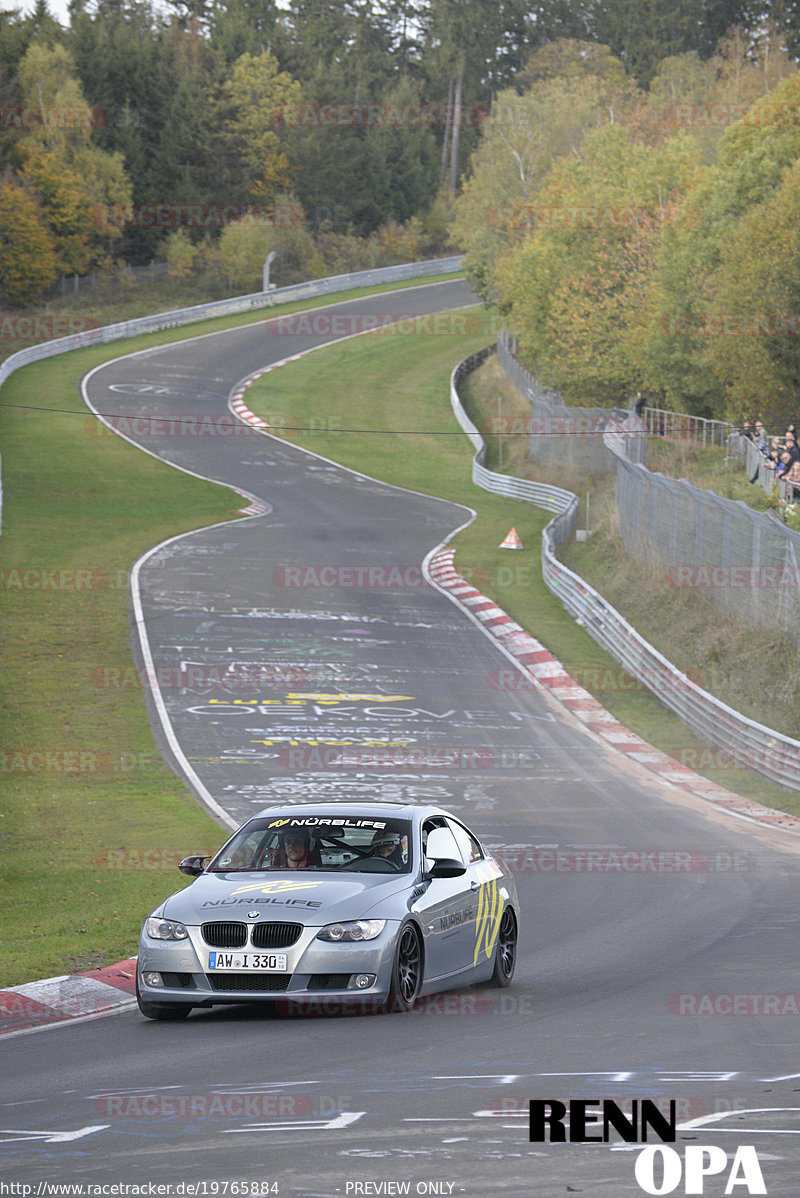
[{"x1": 247, "y1": 802, "x2": 446, "y2": 824}]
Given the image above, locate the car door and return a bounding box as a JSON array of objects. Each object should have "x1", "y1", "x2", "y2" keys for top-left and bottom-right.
[
  {"x1": 412, "y1": 817, "x2": 477, "y2": 980},
  {"x1": 446, "y1": 817, "x2": 505, "y2": 977}
]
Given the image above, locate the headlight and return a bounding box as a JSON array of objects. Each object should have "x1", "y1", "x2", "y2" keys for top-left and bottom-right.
[
  {"x1": 145, "y1": 916, "x2": 189, "y2": 941},
  {"x1": 316, "y1": 919, "x2": 386, "y2": 942}
]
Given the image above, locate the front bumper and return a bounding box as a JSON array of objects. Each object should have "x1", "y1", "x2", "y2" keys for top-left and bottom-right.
[{"x1": 137, "y1": 921, "x2": 401, "y2": 1009}]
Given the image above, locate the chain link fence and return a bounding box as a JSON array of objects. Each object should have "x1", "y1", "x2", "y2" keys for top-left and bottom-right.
[
  {"x1": 450, "y1": 348, "x2": 578, "y2": 545},
  {"x1": 615, "y1": 455, "x2": 800, "y2": 635},
  {"x1": 497, "y1": 332, "x2": 647, "y2": 471},
  {"x1": 453, "y1": 340, "x2": 800, "y2": 796},
  {"x1": 54, "y1": 261, "x2": 170, "y2": 298},
  {"x1": 497, "y1": 332, "x2": 800, "y2": 638}
]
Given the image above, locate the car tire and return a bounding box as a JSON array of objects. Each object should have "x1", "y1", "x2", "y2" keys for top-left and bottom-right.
[
  {"x1": 385, "y1": 923, "x2": 422, "y2": 1013},
  {"x1": 490, "y1": 906, "x2": 517, "y2": 987},
  {"x1": 136, "y1": 973, "x2": 192, "y2": 1021}
]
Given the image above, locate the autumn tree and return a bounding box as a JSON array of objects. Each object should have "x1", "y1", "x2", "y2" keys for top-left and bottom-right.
[
  {"x1": 706, "y1": 162, "x2": 800, "y2": 425},
  {"x1": 214, "y1": 202, "x2": 314, "y2": 290},
  {"x1": 0, "y1": 181, "x2": 58, "y2": 304},
  {"x1": 453, "y1": 41, "x2": 639, "y2": 303},
  {"x1": 644, "y1": 71, "x2": 800, "y2": 414},
  {"x1": 496, "y1": 125, "x2": 702, "y2": 403},
  {"x1": 14, "y1": 42, "x2": 132, "y2": 271},
  {"x1": 213, "y1": 50, "x2": 302, "y2": 204}
]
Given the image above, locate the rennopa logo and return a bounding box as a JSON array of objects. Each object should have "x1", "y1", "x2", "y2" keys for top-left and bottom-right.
[{"x1": 528, "y1": 1101, "x2": 767, "y2": 1193}]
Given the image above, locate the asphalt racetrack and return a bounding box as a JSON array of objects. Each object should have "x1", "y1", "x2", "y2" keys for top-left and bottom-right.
[{"x1": 3, "y1": 279, "x2": 800, "y2": 1195}]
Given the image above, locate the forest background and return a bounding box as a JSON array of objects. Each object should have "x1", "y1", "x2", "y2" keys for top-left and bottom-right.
[{"x1": 3, "y1": 0, "x2": 800, "y2": 425}]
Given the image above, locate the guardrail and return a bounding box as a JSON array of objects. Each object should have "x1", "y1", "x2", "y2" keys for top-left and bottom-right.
[
  {"x1": 0, "y1": 256, "x2": 463, "y2": 384},
  {"x1": 450, "y1": 348, "x2": 578, "y2": 535},
  {"x1": 451, "y1": 346, "x2": 800, "y2": 796},
  {"x1": 0, "y1": 255, "x2": 463, "y2": 536},
  {"x1": 642, "y1": 406, "x2": 736, "y2": 448}
]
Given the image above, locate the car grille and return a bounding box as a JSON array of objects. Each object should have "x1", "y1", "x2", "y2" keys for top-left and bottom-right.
[
  {"x1": 251, "y1": 922, "x2": 303, "y2": 949},
  {"x1": 201, "y1": 921, "x2": 248, "y2": 948},
  {"x1": 207, "y1": 973, "x2": 291, "y2": 992}
]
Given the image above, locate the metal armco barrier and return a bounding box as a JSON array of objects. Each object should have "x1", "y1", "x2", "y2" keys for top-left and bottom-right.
[
  {"x1": 0, "y1": 256, "x2": 463, "y2": 535},
  {"x1": 452, "y1": 346, "x2": 800, "y2": 797},
  {"x1": 0, "y1": 256, "x2": 463, "y2": 384},
  {"x1": 450, "y1": 348, "x2": 578, "y2": 530}
]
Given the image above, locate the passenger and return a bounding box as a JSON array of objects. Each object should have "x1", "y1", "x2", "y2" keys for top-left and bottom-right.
[
  {"x1": 268, "y1": 828, "x2": 315, "y2": 870},
  {"x1": 369, "y1": 828, "x2": 405, "y2": 867}
]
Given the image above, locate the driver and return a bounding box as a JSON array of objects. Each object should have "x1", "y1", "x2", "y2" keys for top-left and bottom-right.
[{"x1": 369, "y1": 828, "x2": 404, "y2": 867}]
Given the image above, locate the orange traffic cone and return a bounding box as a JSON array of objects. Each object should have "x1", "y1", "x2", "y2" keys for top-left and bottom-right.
[{"x1": 499, "y1": 528, "x2": 523, "y2": 550}]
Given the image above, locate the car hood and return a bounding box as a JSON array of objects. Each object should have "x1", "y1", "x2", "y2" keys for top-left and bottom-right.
[{"x1": 162, "y1": 870, "x2": 412, "y2": 925}]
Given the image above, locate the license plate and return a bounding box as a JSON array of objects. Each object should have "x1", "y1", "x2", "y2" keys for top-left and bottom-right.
[{"x1": 208, "y1": 951, "x2": 288, "y2": 971}]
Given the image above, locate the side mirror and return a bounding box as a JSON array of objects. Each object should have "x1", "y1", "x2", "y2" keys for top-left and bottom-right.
[
  {"x1": 423, "y1": 828, "x2": 467, "y2": 878},
  {"x1": 179, "y1": 855, "x2": 209, "y2": 876},
  {"x1": 428, "y1": 857, "x2": 466, "y2": 879}
]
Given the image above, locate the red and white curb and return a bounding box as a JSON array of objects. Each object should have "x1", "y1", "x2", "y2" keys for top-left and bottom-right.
[
  {"x1": 428, "y1": 547, "x2": 800, "y2": 835},
  {"x1": 226, "y1": 390, "x2": 270, "y2": 516},
  {"x1": 228, "y1": 378, "x2": 800, "y2": 834},
  {"x1": 229, "y1": 358, "x2": 306, "y2": 518},
  {"x1": 0, "y1": 958, "x2": 137, "y2": 1035},
  {"x1": 228, "y1": 352, "x2": 316, "y2": 434}
]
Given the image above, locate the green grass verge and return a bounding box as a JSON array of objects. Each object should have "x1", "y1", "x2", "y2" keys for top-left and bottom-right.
[
  {"x1": 646, "y1": 437, "x2": 777, "y2": 512},
  {"x1": 0, "y1": 359, "x2": 236, "y2": 986},
  {"x1": 0, "y1": 268, "x2": 462, "y2": 363},
  {"x1": 3, "y1": 283, "x2": 795, "y2": 987},
  {"x1": 245, "y1": 328, "x2": 800, "y2": 820},
  {"x1": 0, "y1": 275, "x2": 460, "y2": 987}
]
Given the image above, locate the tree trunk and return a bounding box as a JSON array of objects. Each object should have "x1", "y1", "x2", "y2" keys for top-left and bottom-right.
[
  {"x1": 440, "y1": 76, "x2": 453, "y2": 188},
  {"x1": 448, "y1": 67, "x2": 463, "y2": 197}
]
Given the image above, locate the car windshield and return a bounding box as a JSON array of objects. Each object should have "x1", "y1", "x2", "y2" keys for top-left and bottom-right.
[{"x1": 208, "y1": 814, "x2": 412, "y2": 874}]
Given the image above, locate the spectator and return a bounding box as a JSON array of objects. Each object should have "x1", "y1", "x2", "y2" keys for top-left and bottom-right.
[
  {"x1": 740, "y1": 419, "x2": 753, "y2": 440},
  {"x1": 784, "y1": 433, "x2": 800, "y2": 464},
  {"x1": 784, "y1": 460, "x2": 800, "y2": 501},
  {"x1": 749, "y1": 428, "x2": 770, "y2": 480},
  {"x1": 776, "y1": 450, "x2": 794, "y2": 478},
  {"x1": 764, "y1": 440, "x2": 783, "y2": 471}
]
